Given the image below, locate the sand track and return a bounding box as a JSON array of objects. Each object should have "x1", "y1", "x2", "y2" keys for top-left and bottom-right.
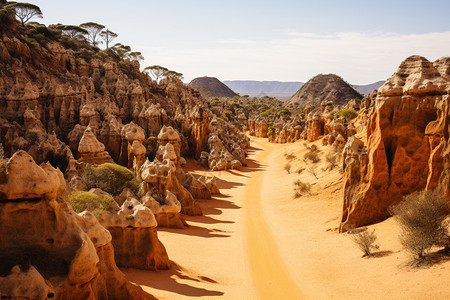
[{"x1": 244, "y1": 140, "x2": 305, "y2": 299}]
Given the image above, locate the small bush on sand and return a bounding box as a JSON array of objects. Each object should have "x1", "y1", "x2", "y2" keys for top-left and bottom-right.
[
  {"x1": 296, "y1": 167, "x2": 305, "y2": 175},
  {"x1": 348, "y1": 228, "x2": 380, "y2": 257},
  {"x1": 390, "y1": 190, "x2": 450, "y2": 260},
  {"x1": 68, "y1": 191, "x2": 115, "y2": 217},
  {"x1": 83, "y1": 163, "x2": 140, "y2": 195},
  {"x1": 284, "y1": 163, "x2": 292, "y2": 174},
  {"x1": 304, "y1": 151, "x2": 320, "y2": 163},
  {"x1": 284, "y1": 152, "x2": 296, "y2": 161},
  {"x1": 293, "y1": 180, "x2": 311, "y2": 198},
  {"x1": 307, "y1": 166, "x2": 318, "y2": 179},
  {"x1": 325, "y1": 152, "x2": 341, "y2": 170}
]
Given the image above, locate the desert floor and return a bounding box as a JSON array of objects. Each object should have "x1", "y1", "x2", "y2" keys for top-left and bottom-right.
[{"x1": 123, "y1": 137, "x2": 450, "y2": 300}]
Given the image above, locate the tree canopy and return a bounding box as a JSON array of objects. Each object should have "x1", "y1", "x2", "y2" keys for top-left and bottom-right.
[
  {"x1": 100, "y1": 29, "x2": 117, "y2": 48},
  {"x1": 164, "y1": 70, "x2": 184, "y2": 81},
  {"x1": 51, "y1": 24, "x2": 88, "y2": 40},
  {"x1": 80, "y1": 22, "x2": 105, "y2": 46},
  {"x1": 144, "y1": 65, "x2": 168, "y2": 82},
  {"x1": 5, "y1": 2, "x2": 42, "y2": 25},
  {"x1": 106, "y1": 43, "x2": 144, "y2": 61}
]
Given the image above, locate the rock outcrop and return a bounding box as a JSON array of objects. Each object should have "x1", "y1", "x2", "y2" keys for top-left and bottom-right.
[
  {"x1": 0, "y1": 151, "x2": 152, "y2": 299},
  {"x1": 98, "y1": 198, "x2": 170, "y2": 270},
  {"x1": 0, "y1": 21, "x2": 248, "y2": 176},
  {"x1": 340, "y1": 55, "x2": 450, "y2": 232},
  {"x1": 78, "y1": 127, "x2": 113, "y2": 164}
]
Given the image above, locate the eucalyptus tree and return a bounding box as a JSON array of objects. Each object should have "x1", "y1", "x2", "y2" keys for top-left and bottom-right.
[
  {"x1": 164, "y1": 70, "x2": 184, "y2": 81},
  {"x1": 80, "y1": 22, "x2": 105, "y2": 46},
  {"x1": 52, "y1": 24, "x2": 88, "y2": 40},
  {"x1": 107, "y1": 43, "x2": 144, "y2": 61},
  {"x1": 5, "y1": 2, "x2": 42, "y2": 25},
  {"x1": 100, "y1": 29, "x2": 117, "y2": 48},
  {"x1": 144, "y1": 65, "x2": 168, "y2": 83}
]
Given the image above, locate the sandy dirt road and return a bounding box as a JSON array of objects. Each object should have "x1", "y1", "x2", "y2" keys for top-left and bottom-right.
[{"x1": 123, "y1": 137, "x2": 304, "y2": 299}]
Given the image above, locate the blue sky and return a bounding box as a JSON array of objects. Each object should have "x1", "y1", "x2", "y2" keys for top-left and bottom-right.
[{"x1": 33, "y1": 0, "x2": 450, "y2": 84}]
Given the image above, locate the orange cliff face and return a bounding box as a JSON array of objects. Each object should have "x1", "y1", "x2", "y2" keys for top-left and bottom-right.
[
  {"x1": 340, "y1": 55, "x2": 450, "y2": 232},
  {"x1": 0, "y1": 151, "x2": 153, "y2": 299}
]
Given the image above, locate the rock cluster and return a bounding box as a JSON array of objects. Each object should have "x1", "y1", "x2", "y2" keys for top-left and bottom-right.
[
  {"x1": 0, "y1": 151, "x2": 152, "y2": 299},
  {"x1": 340, "y1": 55, "x2": 450, "y2": 232},
  {"x1": 0, "y1": 26, "x2": 248, "y2": 176}
]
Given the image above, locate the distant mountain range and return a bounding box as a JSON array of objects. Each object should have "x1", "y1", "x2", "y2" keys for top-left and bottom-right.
[
  {"x1": 351, "y1": 81, "x2": 385, "y2": 95},
  {"x1": 223, "y1": 80, "x2": 384, "y2": 100},
  {"x1": 223, "y1": 81, "x2": 304, "y2": 100}
]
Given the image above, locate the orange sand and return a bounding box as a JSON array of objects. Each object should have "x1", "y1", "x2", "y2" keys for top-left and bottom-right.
[{"x1": 123, "y1": 137, "x2": 450, "y2": 299}]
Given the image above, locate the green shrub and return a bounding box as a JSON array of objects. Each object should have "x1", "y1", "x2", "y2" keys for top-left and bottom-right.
[
  {"x1": 68, "y1": 191, "x2": 115, "y2": 217},
  {"x1": 391, "y1": 190, "x2": 450, "y2": 259},
  {"x1": 277, "y1": 109, "x2": 291, "y2": 116},
  {"x1": 230, "y1": 102, "x2": 243, "y2": 108},
  {"x1": 338, "y1": 109, "x2": 358, "y2": 120},
  {"x1": 261, "y1": 107, "x2": 275, "y2": 117},
  {"x1": 268, "y1": 125, "x2": 275, "y2": 137},
  {"x1": 83, "y1": 163, "x2": 141, "y2": 195},
  {"x1": 348, "y1": 228, "x2": 380, "y2": 257},
  {"x1": 211, "y1": 98, "x2": 221, "y2": 105}
]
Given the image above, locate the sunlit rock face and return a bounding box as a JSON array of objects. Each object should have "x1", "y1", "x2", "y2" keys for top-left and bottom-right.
[
  {"x1": 0, "y1": 151, "x2": 152, "y2": 299},
  {"x1": 0, "y1": 26, "x2": 248, "y2": 175},
  {"x1": 340, "y1": 55, "x2": 450, "y2": 232}
]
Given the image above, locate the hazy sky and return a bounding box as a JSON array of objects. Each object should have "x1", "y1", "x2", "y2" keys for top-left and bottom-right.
[{"x1": 33, "y1": 0, "x2": 450, "y2": 84}]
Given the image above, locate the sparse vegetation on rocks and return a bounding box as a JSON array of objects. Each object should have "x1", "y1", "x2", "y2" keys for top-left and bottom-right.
[
  {"x1": 83, "y1": 163, "x2": 141, "y2": 195},
  {"x1": 391, "y1": 190, "x2": 450, "y2": 260},
  {"x1": 68, "y1": 191, "x2": 115, "y2": 217},
  {"x1": 338, "y1": 108, "x2": 358, "y2": 120}
]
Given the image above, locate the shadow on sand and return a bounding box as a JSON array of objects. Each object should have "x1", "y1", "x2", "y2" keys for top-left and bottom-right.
[
  {"x1": 122, "y1": 262, "x2": 223, "y2": 297},
  {"x1": 136, "y1": 144, "x2": 266, "y2": 297},
  {"x1": 400, "y1": 249, "x2": 450, "y2": 270}
]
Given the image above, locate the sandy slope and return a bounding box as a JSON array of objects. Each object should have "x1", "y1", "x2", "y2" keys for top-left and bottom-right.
[{"x1": 123, "y1": 137, "x2": 450, "y2": 299}]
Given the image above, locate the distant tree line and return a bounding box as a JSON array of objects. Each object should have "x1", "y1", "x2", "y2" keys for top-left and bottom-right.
[{"x1": 1, "y1": 0, "x2": 184, "y2": 83}]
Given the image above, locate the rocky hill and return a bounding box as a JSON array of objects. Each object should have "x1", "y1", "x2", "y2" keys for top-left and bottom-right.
[
  {"x1": 223, "y1": 80, "x2": 304, "y2": 100},
  {"x1": 287, "y1": 74, "x2": 362, "y2": 107},
  {"x1": 189, "y1": 76, "x2": 238, "y2": 98},
  {"x1": 340, "y1": 55, "x2": 450, "y2": 231},
  {"x1": 351, "y1": 80, "x2": 385, "y2": 95}
]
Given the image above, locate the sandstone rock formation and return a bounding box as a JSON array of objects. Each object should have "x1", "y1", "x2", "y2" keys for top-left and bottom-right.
[
  {"x1": 78, "y1": 127, "x2": 113, "y2": 164},
  {"x1": 340, "y1": 55, "x2": 450, "y2": 232},
  {"x1": 98, "y1": 198, "x2": 170, "y2": 270},
  {"x1": 0, "y1": 21, "x2": 248, "y2": 176},
  {"x1": 0, "y1": 151, "x2": 152, "y2": 299}
]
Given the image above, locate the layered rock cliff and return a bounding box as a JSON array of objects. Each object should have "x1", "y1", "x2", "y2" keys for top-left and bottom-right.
[
  {"x1": 0, "y1": 19, "x2": 247, "y2": 173},
  {"x1": 340, "y1": 55, "x2": 450, "y2": 232}
]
